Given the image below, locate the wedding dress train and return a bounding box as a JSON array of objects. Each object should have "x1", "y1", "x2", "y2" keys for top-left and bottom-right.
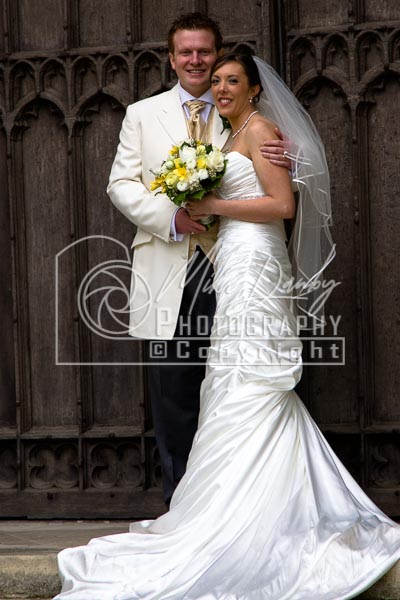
[{"x1": 55, "y1": 152, "x2": 400, "y2": 599}]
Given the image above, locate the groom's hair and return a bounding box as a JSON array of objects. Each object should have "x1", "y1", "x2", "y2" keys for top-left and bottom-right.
[{"x1": 168, "y1": 12, "x2": 223, "y2": 53}]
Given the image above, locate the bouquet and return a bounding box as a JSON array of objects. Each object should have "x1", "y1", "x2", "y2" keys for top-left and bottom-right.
[{"x1": 150, "y1": 139, "x2": 227, "y2": 227}]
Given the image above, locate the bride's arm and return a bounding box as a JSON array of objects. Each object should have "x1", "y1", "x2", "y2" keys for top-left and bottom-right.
[{"x1": 187, "y1": 121, "x2": 295, "y2": 223}]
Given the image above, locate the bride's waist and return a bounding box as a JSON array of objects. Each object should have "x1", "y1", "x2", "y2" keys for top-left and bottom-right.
[{"x1": 218, "y1": 217, "x2": 287, "y2": 243}]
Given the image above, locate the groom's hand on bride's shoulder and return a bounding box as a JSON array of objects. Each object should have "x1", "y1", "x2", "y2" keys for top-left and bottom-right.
[
  {"x1": 260, "y1": 127, "x2": 291, "y2": 170},
  {"x1": 175, "y1": 207, "x2": 206, "y2": 235}
]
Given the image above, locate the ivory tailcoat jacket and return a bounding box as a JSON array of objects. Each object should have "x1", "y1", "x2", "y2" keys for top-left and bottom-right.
[{"x1": 107, "y1": 85, "x2": 231, "y2": 339}]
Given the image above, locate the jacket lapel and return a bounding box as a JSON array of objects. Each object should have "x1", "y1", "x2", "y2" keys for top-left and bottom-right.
[{"x1": 157, "y1": 86, "x2": 188, "y2": 144}]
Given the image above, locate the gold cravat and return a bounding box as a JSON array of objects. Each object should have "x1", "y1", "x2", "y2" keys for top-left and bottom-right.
[
  {"x1": 185, "y1": 100, "x2": 206, "y2": 140},
  {"x1": 184, "y1": 102, "x2": 218, "y2": 259}
]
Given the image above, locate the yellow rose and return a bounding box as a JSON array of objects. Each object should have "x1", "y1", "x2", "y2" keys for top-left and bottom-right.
[
  {"x1": 173, "y1": 166, "x2": 187, "y2": 180},
  {"x1": 197, "y1": 157, "x2": 207, "y2": 169}
]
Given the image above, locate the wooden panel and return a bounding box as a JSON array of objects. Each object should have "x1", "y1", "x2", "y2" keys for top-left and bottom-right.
[
  {"x1": 0, "y1": 487, "x2": 166, "y2": 519},
  {"x1": 295, "y1": 0, "x2": 350, "y2": 28},
  {"x1": 0, "y1": 441, "x2": 17, "y2": 490},
  {"x1": 0, "y1": 3, "x2": 4, "y2": 53},
  {"x1": 300, "y1": 84, "x2": 358, "y2": 425},
  {"x1": 21, "y1": 102, "x2": 77, "y2": 428},
  {"x1": 367, "y1": 434, "x2": 400, "y2": 488},
  {"x1": 211, "y1": 2, "x2": 258, "y2": 37},
  {"x1": 365, "y1": 0, "x2": 400, "y2": 21},
  {"x1": 78, "y1": 0, "x2": 128, "y2": 47},
  {"x1": 18, "y1": 0, "x2": 64, "y2": 51},
  {"x1": 81, "y1": 96, "x2": 143, "y2": 429},
  {"x1": 368, "y1": 75, "x2": 400, "y2": 422},
  {"x1": 0, "y1": 127, "x2": 16, "y2": 428},
  {"x1": 0, "y1": 68, "x2": 4, "y2": 107},
  {"x1": 140, "y1": 0, "x2": 194, "y2": 43}
]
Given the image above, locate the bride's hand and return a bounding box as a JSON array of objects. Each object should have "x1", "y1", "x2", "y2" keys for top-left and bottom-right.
[{"x1": 186, "y1": 193, "x2": 218, "y2": 218}]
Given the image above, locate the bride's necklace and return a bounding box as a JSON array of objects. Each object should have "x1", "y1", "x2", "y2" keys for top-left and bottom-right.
[{"x1": 231, "y1": 110, "x2": 259, "y2": 139}]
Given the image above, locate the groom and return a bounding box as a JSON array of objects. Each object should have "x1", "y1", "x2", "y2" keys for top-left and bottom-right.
[{"x1": 107, "y1": 12, "x2": 289, "y2": 506}]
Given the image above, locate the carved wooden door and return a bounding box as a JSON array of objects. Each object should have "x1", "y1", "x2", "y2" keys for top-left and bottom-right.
[
  {"x1": 0, "y1": 0, "x2": 399, "y2": 518},
  {"x1": 281, "y1": 0, "x2": 400, "y2": 515},
  {"x1": 0, "y1": 0, "x2": 276, "y2": 518}
]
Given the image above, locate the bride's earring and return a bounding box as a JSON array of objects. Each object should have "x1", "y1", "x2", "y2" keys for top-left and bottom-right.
[{"x1": 249, "y1": 97, "x2": 253, "y2": 104}]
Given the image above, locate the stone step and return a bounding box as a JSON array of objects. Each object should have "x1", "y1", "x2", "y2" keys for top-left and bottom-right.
[
  {"x1": 0, "y1": 554, "x2": 399, "y2": 599},
  {"x1": 0, "y1": 553, "x2": 58, "y2": 599},
  {"x1": 0, "y1": 521, "x2": 399, "y2": 599}
]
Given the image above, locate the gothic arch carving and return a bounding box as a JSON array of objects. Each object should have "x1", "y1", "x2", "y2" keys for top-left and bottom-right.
[
  {"x1": 290, "y1": 37, "x2": 317, "y2": 85},
  {"x1": 103, "y1": 55, "x2": 129, "y2": 104},
  {"x1": 388, "y1": 29, "x2": 400, "y2": 63},
  {"x1": 10, "y1": 61, "x2": 36, "y2": 111},
  {"x1": 296, "y1": 76, "x2": 348, "y2": 114},
  {"x1": 231, "y1": 43, "x2": 256, "y2": 55},
  {"x1": 359, "y1": 68, "x2": 399, "y2": 100},
  {"x1": 74, "y1": 91, "x2": 124, "y2": 128},
  {"x1": 357, "y1": 32, "x2": 384, "y2": 79},
  {"x1": 72, "y1": 56, "x2": 99, "y2": 106},
  {"x1": 134, "y1": 51, "x2": 163, "y2": 100},
  {"x1": 13, "y1": 96, "x2": 66, "y2": 135},
  {"x1": 323, "y1": 34, "x2": 350, "y2": 76},
  {"x1": 40, "y1": 59, "x2": 68, "y2": 105}
]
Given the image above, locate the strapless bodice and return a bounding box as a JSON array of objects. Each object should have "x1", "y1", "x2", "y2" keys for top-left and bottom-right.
[
  {"x1": 219, "y1": 151, "x2": 266, "y2": 199},
  {"x1": 217, "y1": 151, "x2": 287, "y2": 248}
]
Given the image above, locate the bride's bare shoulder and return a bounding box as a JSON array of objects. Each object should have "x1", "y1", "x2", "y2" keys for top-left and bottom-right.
[{"x1": 247, "y1": 115, "x2": 278, "y2": 141}]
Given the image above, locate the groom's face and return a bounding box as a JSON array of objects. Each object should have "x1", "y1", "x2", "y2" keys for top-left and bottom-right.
[{"x1": 169, "y1": 29, "x2": 219, "y2": 97}]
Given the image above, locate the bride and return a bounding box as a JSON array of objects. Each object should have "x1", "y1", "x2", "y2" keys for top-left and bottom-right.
[{"x1": 55, "y1": 53, "x2": 400, "y2": 600}]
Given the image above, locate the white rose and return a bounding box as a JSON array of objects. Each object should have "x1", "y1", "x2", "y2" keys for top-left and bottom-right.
[
  {"x1": 198, "y1": 169, "x2": 209, "y2": 180},
  {"x1": 185, "y1": 158, "x2": 197, "y2": 169},
  {"x1": 179, "y1": 146, "x2": 197, "y2": 164},
  {"x1": 189, "y1": 172, "x2": 200, "y2": 185},
  {"x1": 177, "y1": 180, "x2": 189, "y2": 192},
  {"x1": 165, "y1": 160, "x2": 175, "y2": 169},
  {"x1": 206, "y1": 150, "x2": 225, "y2": 172}
]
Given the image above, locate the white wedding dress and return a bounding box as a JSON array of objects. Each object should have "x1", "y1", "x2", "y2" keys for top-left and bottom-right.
[{"x1": 56, "y1": 152, "x2": 400, "y2": 599}]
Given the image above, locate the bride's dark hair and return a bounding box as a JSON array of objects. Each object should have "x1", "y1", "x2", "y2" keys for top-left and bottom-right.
[{"x1": 210, "y1": 52, "x2": 263, "y2": 102}]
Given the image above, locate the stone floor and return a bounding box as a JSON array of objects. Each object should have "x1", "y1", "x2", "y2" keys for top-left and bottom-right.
[
  {"x1": 0, "y1": 521, "x2": 130, "y2": 600},
  {"x1": 0, "y1": 520, "x2": 399, "y2": 599}
]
